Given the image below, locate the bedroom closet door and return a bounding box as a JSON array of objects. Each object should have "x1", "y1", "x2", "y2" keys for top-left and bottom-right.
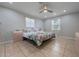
[
  {"x1": 0, "y1": 25, "x2": 3, "y2": 43},
  {"x1": 0, "y1": 32, "x2": 3, "y2": 42}
]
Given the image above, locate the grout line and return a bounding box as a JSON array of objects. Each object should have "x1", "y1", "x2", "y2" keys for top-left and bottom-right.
[{"x1": 62, "y1": 42, "x2": 67, "y2": 57}]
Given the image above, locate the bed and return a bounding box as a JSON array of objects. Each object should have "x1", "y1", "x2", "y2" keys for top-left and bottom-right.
[{"x1": 23, "y1": 30, "x2": 55, "y2": 46}]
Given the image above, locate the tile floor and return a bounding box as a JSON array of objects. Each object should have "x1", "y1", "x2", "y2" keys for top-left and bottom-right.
[{"x1": 0, "y1": 37, "x2": 79, "y2": 57}]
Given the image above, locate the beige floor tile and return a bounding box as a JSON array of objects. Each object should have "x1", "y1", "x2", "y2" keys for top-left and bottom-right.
[
  {"x1": 5, "y1": 43, "x2": 24, "y2": 57},
  {"x1": 0, "y1": 44, "x2": 5, "y2": 57},
  {"x1": 64, "y1": 50, "x2": 79, "y2": 57},
  {"x1": 41, "y1": 48, "x2": 63, "y2": 57},
  {"x1": 0, "y1": 37, "x2": 79, "y2": 57}
]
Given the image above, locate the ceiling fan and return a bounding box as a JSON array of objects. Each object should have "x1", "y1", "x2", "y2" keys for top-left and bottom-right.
[{"x1": 40, "y1": 3, "x2": 53, "y2": 13}]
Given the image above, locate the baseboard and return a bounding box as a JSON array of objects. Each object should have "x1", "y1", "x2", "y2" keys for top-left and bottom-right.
[
  {"x1": 56, "y1": 35, "x2": 75, "y2": 40},
  {"x1": 0, "y1": 40, "x2": 13, "y2": 44}
]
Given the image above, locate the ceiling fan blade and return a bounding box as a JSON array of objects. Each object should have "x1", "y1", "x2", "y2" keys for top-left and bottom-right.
[
  {"x1": 48, "y1": 10, "x2": 53, "y2": 13},
  {"x1": 40, "y1": 10, "x2": 43, "y2": 13}
]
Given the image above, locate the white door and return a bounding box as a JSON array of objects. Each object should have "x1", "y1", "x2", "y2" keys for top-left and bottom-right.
[{"x1": 0, "y1": 22, "x2": 4, "y2": 42}]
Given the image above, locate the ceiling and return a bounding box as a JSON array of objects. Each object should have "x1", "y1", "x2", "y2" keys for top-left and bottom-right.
[{"x1": 0, "y1": 2, "x2": 79, "y2": 20}]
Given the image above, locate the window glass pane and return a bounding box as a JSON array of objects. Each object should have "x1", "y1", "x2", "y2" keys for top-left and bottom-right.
[
  {"x1": 51, "y1": 19, "x2": 60, "y2": 30},
  {"x1": 25, "y1": 17, "x2": 35, "y2": 28}
]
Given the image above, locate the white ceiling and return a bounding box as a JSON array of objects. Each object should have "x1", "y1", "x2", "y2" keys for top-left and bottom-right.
[{"x1": 0, "y1": 2, "x2": 79, "y2": 20}]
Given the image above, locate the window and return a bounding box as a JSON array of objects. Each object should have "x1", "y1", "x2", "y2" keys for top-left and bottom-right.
[
  {"x1": 25, "y1": 17, "x2": 35, "y2": 28},
  {"x1": 51, "y1": 19, "x2": 61, "y2": 30}
]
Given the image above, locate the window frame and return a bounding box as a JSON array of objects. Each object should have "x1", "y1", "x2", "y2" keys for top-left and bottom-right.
[
  {"x1": 25, "y1": 17, "x2": 35, "y2": 28},
  {"x1": 51, "y1": 18, "x2": 61, "y2": 30}
]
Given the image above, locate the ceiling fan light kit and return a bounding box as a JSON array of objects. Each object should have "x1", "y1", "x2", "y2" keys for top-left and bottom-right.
[
  {"x1": 44, "y1": 10, "x2": 48, "y2": 13},
  {"x1": 40, "y1": 3, "x2": 53, "y2": 13}
]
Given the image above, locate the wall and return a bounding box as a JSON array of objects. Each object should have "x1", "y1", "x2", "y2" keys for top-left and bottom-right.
[
  {"x1": 0, "y1": 7, "x2": 25, "y2": 42},
  {"x1": 0, "y1": 6, "x2": 79, "y2": 42},
  {"x1": 35, "y1": 19, "x2": 44, "y2": 30},
  {"x1": 0, "y1": 7, "x2": 44, "y2": 42},
  {"x1": 44, "y1": 13, "x2": 79, "y2": 38}
]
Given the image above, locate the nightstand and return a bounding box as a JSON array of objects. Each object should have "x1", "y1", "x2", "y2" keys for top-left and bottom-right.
[{"x1": 13, "y1": 30, "x2": 23, "y2": 42}]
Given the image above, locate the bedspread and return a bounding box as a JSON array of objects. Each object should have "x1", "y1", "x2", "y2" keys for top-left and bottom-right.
[{"x1": 23, "y1": 31, "x2": 55, "y2": 46}]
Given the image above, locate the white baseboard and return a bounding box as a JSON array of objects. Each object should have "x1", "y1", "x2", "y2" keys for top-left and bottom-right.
[
  {"x1": 0, "y1": 40, "x2": 13, "y2": 44},
  {"x1": 56, "y1": 35, "x2": 75, "y2": 40}
]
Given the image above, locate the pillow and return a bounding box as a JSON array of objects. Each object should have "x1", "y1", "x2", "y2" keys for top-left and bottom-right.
[{"x1": 23, "y1": 29, "x2": 27, "y2": 32}]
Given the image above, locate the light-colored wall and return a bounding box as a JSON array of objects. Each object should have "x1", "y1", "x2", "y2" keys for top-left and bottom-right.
[
  {"x1": 0, "y1": 7, "x2": 44, "y2": 42},
  {"x1": 0, "y1": 7, "x2": 25, "y2": 42},
  {"x1": 35, "y1": 19, "x2": 44, "y2": 30},
  {"x1": 0, "y1": 6, "x2": 79, "y2": 42},
  {"x1": 44, "y1": 13, "x2": 79, "y2": 38}
]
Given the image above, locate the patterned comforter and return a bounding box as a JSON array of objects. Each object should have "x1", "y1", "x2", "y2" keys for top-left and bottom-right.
[{"x1": 23, "y1": 31, "x2": 55, "y2": 46}]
